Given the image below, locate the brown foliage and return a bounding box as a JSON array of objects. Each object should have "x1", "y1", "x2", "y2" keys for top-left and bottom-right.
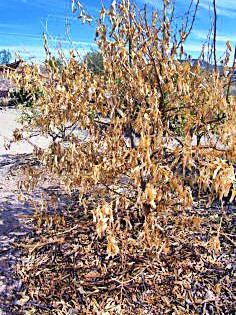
[{"x1": 10, "y1": 0, "x2": 235, "y2": 313}]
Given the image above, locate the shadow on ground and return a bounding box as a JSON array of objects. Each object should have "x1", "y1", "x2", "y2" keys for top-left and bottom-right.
[
  {"x1": 0, "y1": 153, "x2": 42, "y2": 313},
  {"x1": 0, "y1": 153, "x2": 74, "y2": 314}
]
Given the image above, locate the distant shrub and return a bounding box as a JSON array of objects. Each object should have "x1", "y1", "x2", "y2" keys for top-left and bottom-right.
[
  {"x1": 45, "y1": 56, "x2": 64, "y2": 72},
  {"x1": 84, "y1": 50, "x2": 104, "y2": 74},
  {"x1": 10, "y1": 87, "x2": 44, "y2": 107},
  {"x1": 9, "y1": 86, "x2": 44, "y2": 123},
  {"x1": 0, "y1": 49, "x2": 11, "y2": 65}
]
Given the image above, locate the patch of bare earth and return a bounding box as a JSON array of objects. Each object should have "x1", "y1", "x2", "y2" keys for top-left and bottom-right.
[
  {"x1": 0, "y1": 108, "x2": 61, "y2": 313},
  {"x1": 0, "y1": 153, "x2": 69, "y2": 314},
  {"x1": 0, "y1": 154, "x2": 33, "y2": 314}
]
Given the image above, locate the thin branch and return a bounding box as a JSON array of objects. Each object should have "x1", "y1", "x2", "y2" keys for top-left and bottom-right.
[
  {"x1": 226, "y1": 45, "x2": 236, "y2": 103},
  {"x1": 103, "y1": 183, "x2": 136, "y2": 202},
  {"x1": 128, "y1": 0, "x2": 133, "y2": 67},
  {"x1": 143, "y1": 6, "x2": 165, "y2": 112},
  {"x1": 213, "y1": 0, "x2": 217, "y2": 71},
  {"x1": 176, "y1": 0, "x2": 200, "y2": 49},
  {"x1": 197, "y1": 145, "x2": 227, "y2": 152}
]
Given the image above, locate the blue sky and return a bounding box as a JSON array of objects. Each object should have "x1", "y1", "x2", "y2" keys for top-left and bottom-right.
[{"x1": 0, "y1": 0, "x2": 235, "y2": 63}]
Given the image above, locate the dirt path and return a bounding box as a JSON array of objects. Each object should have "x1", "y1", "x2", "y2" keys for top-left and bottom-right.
[
  {"x1": 0, "y1": 108, "x2": 49, "y2": 314},
  {"x1": 0, "y1": 109, "x2": 31, "y2": 313},
  {"x1": 0, "y1": 155, "x2": 33, "y2": 314}
]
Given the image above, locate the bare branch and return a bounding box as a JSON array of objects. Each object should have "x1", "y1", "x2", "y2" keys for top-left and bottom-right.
[
  {"x1": 226, "y1": 45, "x2": 236, "y2": 103},
  {"x1": 213, "y1": 0, "x2": 217, "y2": 71}
]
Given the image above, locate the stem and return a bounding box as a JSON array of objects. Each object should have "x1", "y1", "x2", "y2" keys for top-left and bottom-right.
[
  {"x1": 226, "y1": 45, "x2": 236, "y2": 103},
  {"x1": 128, "y1": 0, "x2": 133, "y2": 67},
  {"x1": 213, "y1": 0, "x2": 217, "y2": 71}
]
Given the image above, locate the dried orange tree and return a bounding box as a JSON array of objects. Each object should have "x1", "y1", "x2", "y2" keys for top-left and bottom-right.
[{"x1": 11, "y1": 0, "x2": 235, "y2": 314}]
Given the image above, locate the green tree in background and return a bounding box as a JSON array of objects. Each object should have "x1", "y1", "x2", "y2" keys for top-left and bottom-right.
[
  {"x1": 44, "y1": 56, "x2": 65, "y2": 72},
  {"x1": 0, "y1": 49, "x2": 12, "y2": 64},
  {"x1": 84, "y1": 50, "x2": 103, "y2": 74}
]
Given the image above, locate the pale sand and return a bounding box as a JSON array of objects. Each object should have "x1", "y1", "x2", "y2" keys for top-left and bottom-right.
[{"x1": 0, "y1": 108, "x2": 50, "y2": 156}]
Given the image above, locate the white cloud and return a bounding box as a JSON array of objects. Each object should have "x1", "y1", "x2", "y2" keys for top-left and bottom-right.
[
  {"x1": 183, "y1": 40, "x2": 234, "y2": 64},
  {"x1": 197, "y1": 0, "x2": 236, "y2": 18},
  {"x1": 0, "y1": 32, "x2": 42, "y2": 41},
  {"x1": 19, "y1": 0, "x2": 62, "y2": 9},
  {"x1": 46, "y1": 14, "x2": 77, "y2": 22},
  {"x1": 0, "y1": 31, "x2": 96, "y2": 48},
  {"x1": 184, "y1": 42, "x2": 227, "y2": 53},
  {"x1": 141, "y1": 0, "x2": 236, "y2": 17},
  {"x1": 193, "y1": 30, "x2": 236, "y2": 43},
  {"x1": 0, "y1": 45, "x2": 45, "y2": 61},
  {"x1": 142, "y1": 0, "x2": 159, "y2": 7},
  {"x1": 0, "y1": 40, "x2": 96, "y2": 63},
  {"x1": 0, "y1": 23, "x2": 25, "y2": 29}
]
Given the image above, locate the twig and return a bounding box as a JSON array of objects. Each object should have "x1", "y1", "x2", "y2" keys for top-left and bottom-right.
[
  {"x1": 176, "y1": 0, "x2": 200, "y2": 49},
  {"x1": 213, "y1": 0, "x2": 217, "y2": 71},
  {"x1": 103, "y1": 183, "x2": 136, "y2": 202},
  {"x1": 226, "y1": 45, "x2": 236, "y2": 103},
  {"x1": 220, "y1": 232, "x2": 236, "y2": 246}
]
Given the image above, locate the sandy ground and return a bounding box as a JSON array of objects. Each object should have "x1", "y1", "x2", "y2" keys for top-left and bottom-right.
[
  {"x1": 0, "y1": 108, "x2": 73, "y2": 314},
  {"x1": 0, "y1": 108, "x2": 50, "y2": 156},
  {"x1": 0, "y1": 108, "x2": 50, "y2": 314}
]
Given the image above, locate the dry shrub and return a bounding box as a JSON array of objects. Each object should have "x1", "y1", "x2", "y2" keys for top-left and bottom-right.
[{"x1": 10, "y1": 0, "x2": 235, "y2": 314}]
